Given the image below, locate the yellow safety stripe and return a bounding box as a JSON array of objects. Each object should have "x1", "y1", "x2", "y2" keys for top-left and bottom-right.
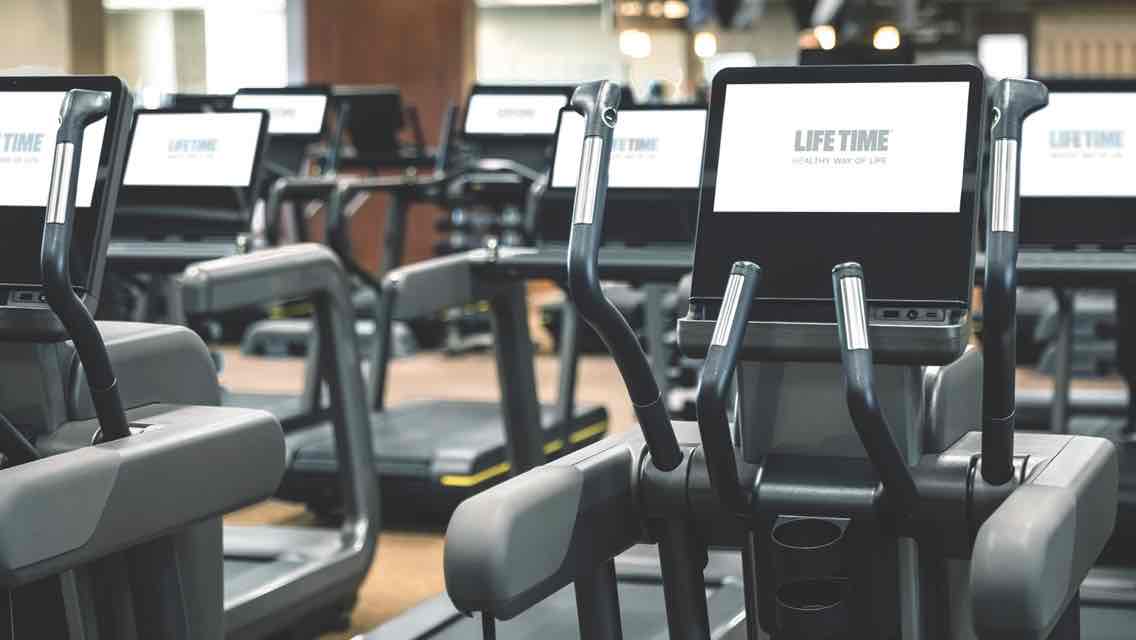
[{"x1": 438, "y1": 420, "x2": 609, "y2": 487}]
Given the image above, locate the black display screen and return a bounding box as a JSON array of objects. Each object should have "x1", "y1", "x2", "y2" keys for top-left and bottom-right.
[
  {"x1": 691, "y1": 65, "x2": 985, "y2": 317},
  {"x1": 0, "y1": 76, "x2": 130, "y2": 291}
]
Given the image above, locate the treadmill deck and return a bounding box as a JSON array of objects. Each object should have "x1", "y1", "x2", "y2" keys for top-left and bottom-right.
[{"x1": 278, "y1": 399, "x2": 609, "y2": 521}]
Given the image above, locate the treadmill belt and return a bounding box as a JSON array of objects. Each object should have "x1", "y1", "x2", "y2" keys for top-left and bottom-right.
[
  {"x1": 431, "y1": 582, "x2": 704, "y2": 639},
  {"x1": 367, "y1": 547, "x2": 746, "y2": 639},
  {"x1": 287, "y1": 400, "x2": 608, "y2": 476}
]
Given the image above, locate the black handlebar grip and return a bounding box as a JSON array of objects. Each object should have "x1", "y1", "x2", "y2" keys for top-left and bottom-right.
[
  {"x1": 832, "y1": 263, "x2": 919, "y2": 515},
  {"x1": 990, "y1": 78, "x2": 1048, "y2": 142},
  {"x1": 56, "y1": 89, "x2": 110, "y2": 145},
  {"x1": 570, "y1": 80, "x2": 621, "y2": 139},
  {"x1": 697, "y1": 261, "x2": 760, "y2": 514}
]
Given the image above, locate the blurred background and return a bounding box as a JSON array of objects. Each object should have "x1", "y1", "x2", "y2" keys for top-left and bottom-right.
[{"x1": 5, "y1": 0, "x2": 1131, "y2": 268}]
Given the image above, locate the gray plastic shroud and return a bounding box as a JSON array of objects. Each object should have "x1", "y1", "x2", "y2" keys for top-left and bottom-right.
[
  {"x1": 69, "y1": 321, "x2": 221, "y2": 418},
  {"x1": 444, "y1": 430, "x2": 643, "y2": 619},
  {"x1": 382, "y1": 249, "x2": 501, "y2": 321},
  {"x1": 968, "y1": 431, "x2": 1118, "y2": 639},
  {"x1": 0, "y1": 403, "x2": 283, "y2": 587}
]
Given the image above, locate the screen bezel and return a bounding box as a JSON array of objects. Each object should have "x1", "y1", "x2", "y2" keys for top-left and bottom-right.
[
  {"x1": 118, "y1": 107, "x2": 270, "y2": 214},
  {"x1": 461, "y1": 84, "x2": 574, "y2": 141},
  {"x1": 1019, "y1": 78, "x2": 1136, "y2": 248},
  {"x1": 546, "y1": 103, "x2": 709, "y2": 198},
  {"x1": 234, "y1": 85, "x2": 330, "y2": 140},
  {"x1": 691, "y1": 65, "x2": 986, "y2": 316},
  {"x1": 0, "y1": 75, "x2": 131, "y2": 296}
]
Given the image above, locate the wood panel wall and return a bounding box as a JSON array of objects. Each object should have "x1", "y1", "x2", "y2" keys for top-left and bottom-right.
[
  {"x1": 1034, "y1": 5, "x2": 1136, "y2": 77},
  {"x1": 305, "y1": 0, "x2": 476, "y2": 272}
]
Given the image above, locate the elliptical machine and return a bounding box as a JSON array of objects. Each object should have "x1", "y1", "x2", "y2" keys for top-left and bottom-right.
[{"x1": 442, "y1": 68, "x2": 1119, "y2": 639}]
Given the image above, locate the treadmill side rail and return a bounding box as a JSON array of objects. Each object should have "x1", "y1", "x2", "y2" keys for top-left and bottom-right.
[
  {"x1": 384, "y1": 250, "x2": 501, "y2": 321},
  {"x1": 445, "y1": 434, "x2": 642, "y2": 620},
  {"x1": 971, "y1": 433, "x2": 1118, "y2": 639}
]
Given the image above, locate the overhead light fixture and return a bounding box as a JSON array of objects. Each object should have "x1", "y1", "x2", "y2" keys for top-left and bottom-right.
[
  {"x1": 814, "y1": 24, "x2": 836, "y2": 51},
  {"x1": 694, "y1": 31, "x2": 718, "y2": 59},
  {"x1": 619, "y1": 29, "x2": 653, "y2": 59},
  {"x1": 798, "y1": 29, "x2": 820, "y2": 50},
  {"x1": 873, "y1": 24, "x2": 901, "y2": 50},
  {"x1": 618, "y1": 1, "x2": 643, "y2": 17},
  {"x1": 646, "y1": 1, "x2": 664, "y2": 18},
  {"x1": 662, "y1": 0, "x2": 688, "y2": 20}
]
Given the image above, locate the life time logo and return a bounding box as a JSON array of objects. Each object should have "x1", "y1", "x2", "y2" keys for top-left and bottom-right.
[
  {"x1": 269, "y1": 107, "x2": 298, "y2": 121},
  {"x1": 497, "y1": 107, "x2": 536, "y2": 120},
  {"x1": 0, "y1": 132, "x2": 47, "y2": 166},
  {"x1": 611, "y1": 135, "x2": 660, "y2": 165},
  {"x1": 1046, "y1": 129, "x2": 1125, "y2": 162},
  {"x1": 168, "y1": 138, "x2": 219, "y2": 154},
  {"x1": 792, "y1": 129, "x2": 892, "y2": 167},
  {"x1": 1049, "y1": 130, "x2": 1124, "y2": 150}
]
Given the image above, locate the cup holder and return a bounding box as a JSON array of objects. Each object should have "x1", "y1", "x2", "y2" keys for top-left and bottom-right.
[
  {"x1": 771, "y1": 516, "x2": 847, "y2": 581},
  {"x1": 775, "y1": 578, "x2": 848, "y2": 639},
  {"x1": 772, "y1": 517, "x2": 844, "y2": 550},
  {"x1": 777, "y1": 579, "x2": 843, "y2": 610}
]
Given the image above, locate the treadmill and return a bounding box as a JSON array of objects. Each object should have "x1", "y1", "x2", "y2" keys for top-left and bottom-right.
[
  {"x1": 974, "y1": 78, "x2": 1136, "y2": 632},
  {"x1": 366, "y1": 102, "x2": 736, "y2": 637},
  {"x1": 278, "y1": 86, "x2": 618, "y2": 523},
  {"x1": 114, "y1": 103, "x2": 382, "y2": 634}
]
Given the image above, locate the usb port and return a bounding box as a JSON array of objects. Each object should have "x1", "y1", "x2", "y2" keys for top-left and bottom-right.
[
  {"x1": 882, "y1": 310, "x2": 900, "y2": 320},
  {"x1": 925, "y1": 310, "x2": 941, "y2": 320}
]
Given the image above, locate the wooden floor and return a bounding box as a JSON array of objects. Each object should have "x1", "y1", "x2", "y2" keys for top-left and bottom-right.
[{"x1": 219, "y1": 339, "x2": 1121, "y2": 638}]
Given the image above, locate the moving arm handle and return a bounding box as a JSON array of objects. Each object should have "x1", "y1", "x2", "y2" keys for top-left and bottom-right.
[
  {"x1": 832, "y1": 263, "x2": 919, "y2": 515},
  {"x1": 696, "y1": 261, "x2": 760, "y2": 514},
  {"x1": 566, "y1": 80, "x2": 682, "y2": 471},
  {"x1": 40, "y1": 89, "x2": 130, "y2": 443},
  {"x1": 981, "y1": 78, "x2": 1049, "y2": 485}
]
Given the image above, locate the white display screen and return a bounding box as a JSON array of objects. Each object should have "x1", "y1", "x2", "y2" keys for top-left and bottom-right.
[
  {"x1": 464, "y1": 93, "x2": 568, "y2": 135},
  {"x1": 712, "y1": 82, "x2": 971, "y2": 213},
  {"x1": 231, "y1": 93, "x2": 327, "y2": 135},
  {"x1": 551, "y1": 109, "x2": 707, "y2": 189},
  {"x1": 0, "y1": 92, "x2": 107, "y2": 208},
  {"x1": 1021, "y1": 92, "x2": 1136, "y2": 198},
  {"x1": 123, "y1": 112, "x2": 264, "y2": 188}
]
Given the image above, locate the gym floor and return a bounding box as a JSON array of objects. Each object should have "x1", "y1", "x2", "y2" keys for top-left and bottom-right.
[{"x1": 218, "y1": 295, "x2": 1117, "y2": 638}]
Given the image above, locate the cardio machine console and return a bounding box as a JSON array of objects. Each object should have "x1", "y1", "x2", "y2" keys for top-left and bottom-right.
[
  {"x1": 461, "y1": 84, "x2": 573, "y2": 140},
  {"x1": 683, "y1": 65, "x2": 987, "y2": 364},
  {"x1": 1018, "y1": 78, "x2": 1136, "y2": 248},
  {"x1": 115, "y1": 107, "x2": 270, "y2": 234},
  {"x1": 542, "y1": 103, "x2": 708, "y2": 245},
  {"x1": 0, "y1": 75, "x2": 132, "y2": 336}
]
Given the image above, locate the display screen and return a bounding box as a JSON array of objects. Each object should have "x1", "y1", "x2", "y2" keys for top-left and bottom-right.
[
  {"x1": 232, "y1": 93, "x2": 327, "y2": 135},
  {"x1": 712, "y1": 81, "x2": 971, "y2": 214},
  {"x1": 0, "y1": 91, "x2": 106, "y2": 207},
  {"x1": 464, "y1": 93, "x2": 568, "y2": 135},
  {"x1": 1021, "y1": 92, "x2": 1136, "y2": 198},
  {"x1": 123, "y1": 111, "x2": 264, "y2": 188},
  {"x1": 550, "y1": 109, "x2": 707, "y2": 189}
]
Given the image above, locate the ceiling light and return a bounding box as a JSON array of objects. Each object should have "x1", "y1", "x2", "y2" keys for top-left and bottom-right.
[
  {"x1": 646, "y1": 1, "x2": 664, "y2": 18},
  {"x1": 694, "y1": 31, "x2": 718, "y2": 59},
  {"x1": 662, "y1": 0, "x2": 688, "y2": 20},
  {"x1": 814, "y1": 24, "x2": 836, "y2": 50},
  {"x1": 619, "y1": 29, "x2": 652, "y2": 59},
  {"x1": 618, "y1": 1, "x2": 643, "y2": 17},
  {"x1": 873, "y1": 25, "x2": 901, "y2": 50}
]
